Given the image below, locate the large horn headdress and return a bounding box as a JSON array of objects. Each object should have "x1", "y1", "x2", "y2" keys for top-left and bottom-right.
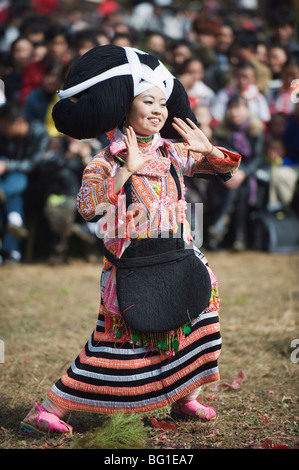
[{"x1": 52, "y1": 45, "x2": 196, "y2": 139}]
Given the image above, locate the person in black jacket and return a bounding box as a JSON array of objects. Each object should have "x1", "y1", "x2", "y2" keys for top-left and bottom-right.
[
  {"x1": 208, "y1": 95, "x2": 264, "y2": 251},
  {"x1": 0, "y1": 102, "x2": 49, "y2": 263}
]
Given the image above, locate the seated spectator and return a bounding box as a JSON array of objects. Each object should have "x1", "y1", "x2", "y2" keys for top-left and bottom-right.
[
  {"x1": 2, "y1": 36, "x2": 34, "y2": 103},
  {"x1": 19, "y1": 15, "x2": 50, "y2": 46},
  {"x1": 0, "y1": 73, "x2": 5, "y2": 105},
  {"x1": 266, "y1": 112, "x2": 288, "y2": 138},
  {"x1": 211, "y1": 61, "x2": 271, "y2": 125},
  {"x1": 19, "y1": 24, "x2": 71, "y2": 106},
  {"x1": 111, "y1": 32, "x2": 133, "y2": 48},
  {"x1": 179, "y1": 57, "x2": 215, "y2": 108},
  {"x1": 0, "y1": 103, "x2": 50, "y2": 264},
  {"x1": 283, "y1": 99, "x2": 299, "y2": 167},
  {"x1": 229, "y1": 31, "x2": 272, "y2": 94},
  {"x1": 143, "y1": 32, "x2": 167, "y2": 60},
  {"x1": 23, "y1": 62, "x2": 64, "y2": 130},
  {"x1": 184, "y1": 105, "x2": 212, "y2": 207},
  {"x1": 191, "y1": 10, "x2": 222, "y2": 68},
  {"x1": 267, "y1": 44, "x2": 289, "y2": 94},
  {"x1": 71, "y1": 29, "x2": 99, "y2": 58},
  {"x1": 267, "y1": 61, "x2": 299, "y2": 115},
  {"x1": 170, "y1": 39, "x2": 194, "y2": 75},
  {"x1": 204, "y1": 22, "x2": 234, "y2": 92},
  {"x1": 255, "y1": 136, "x2": 292, "y2": 209},
  {"x1": 208, "y1": 95, "x2": 265, "y2": 251},
  {"x1": 36, "y1": 136, "x2": 97, "y2": 265},
  {"x1": 95, "y1": 29, "x2": 111, "y2": 47},
  {"x1": 267, "y1": 9, "x2": 299, "y2": 57},
  {"x1": 192, "y1": 104, "x2": 213, "y2": 140},
  {"x1": 255, "y1": 41, "x2": 268, "y2": 65},
  {"x1": 32, "y1": 41, "x2": 48, "y2": 63}
]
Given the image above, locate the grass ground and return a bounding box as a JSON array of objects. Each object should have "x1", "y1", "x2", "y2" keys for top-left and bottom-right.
[{"x1": 0, "y1": 250, "x2": 298, "y2": 451}]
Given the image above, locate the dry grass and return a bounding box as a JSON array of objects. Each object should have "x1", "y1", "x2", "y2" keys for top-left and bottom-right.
[{"x1": 0, "y1": 251, "x2": 298, "y2": 450}]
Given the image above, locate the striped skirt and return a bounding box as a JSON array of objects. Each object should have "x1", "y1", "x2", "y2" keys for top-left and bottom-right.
[{"x1": 47, "y1": 250, "x2": 221, "y2": 415}]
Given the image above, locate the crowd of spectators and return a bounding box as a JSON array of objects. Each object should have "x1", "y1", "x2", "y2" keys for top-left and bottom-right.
[{"x1": 0, "y1": 0, "x2": 298, "y2": 265}]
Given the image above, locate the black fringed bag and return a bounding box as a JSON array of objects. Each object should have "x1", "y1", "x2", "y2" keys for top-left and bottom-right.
[{"x1": 103, "y1": 163, "x2": 212, "y2": 334}]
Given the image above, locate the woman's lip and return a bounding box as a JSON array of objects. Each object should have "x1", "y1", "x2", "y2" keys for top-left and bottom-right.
[{"x1": 148, "y1": 118, "x2": 160, "y2": 124}]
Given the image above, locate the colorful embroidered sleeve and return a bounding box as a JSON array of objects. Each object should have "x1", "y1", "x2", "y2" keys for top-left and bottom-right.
[
  {"x1": 77, "y1": 154, "x2": 120, "y2": 221},
  {"x1": 171, "y1": 142, "x2": 241, "y2": 182}
]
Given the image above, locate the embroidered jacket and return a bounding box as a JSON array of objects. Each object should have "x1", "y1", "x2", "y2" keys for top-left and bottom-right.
[
  {"x1": 77, "y1": 136, "x2": 241, "y2": 240},
  {"x1": 76, "y1": 133, "x2": 241, "y2": 354}
]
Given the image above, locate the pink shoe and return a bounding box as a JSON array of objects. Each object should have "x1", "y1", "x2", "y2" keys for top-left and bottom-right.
[
  {"x1": 171, "y1": 399, "x2": 216, "y2": 422},
  {"x1": 20, "y1": 403, "x2": 73, "y2": 438}
]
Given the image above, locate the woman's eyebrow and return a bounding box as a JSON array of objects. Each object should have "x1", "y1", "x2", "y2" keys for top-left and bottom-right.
[{"x1": 143, "y1": 94, "x2": 166, "y2": 102}]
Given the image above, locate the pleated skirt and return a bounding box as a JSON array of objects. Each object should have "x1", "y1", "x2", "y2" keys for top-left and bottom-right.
[{"x1": 46, "y1": 296, "x2": 221, "y2": 415}]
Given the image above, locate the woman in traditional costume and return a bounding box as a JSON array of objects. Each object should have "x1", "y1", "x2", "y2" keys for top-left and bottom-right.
[{"x1": 20, "y1": 45, "x2": 241, "y2": 437}]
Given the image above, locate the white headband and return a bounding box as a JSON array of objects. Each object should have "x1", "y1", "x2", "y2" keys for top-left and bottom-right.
[{"x1": 57, "y1": 47, "x2": 174, "y2": 101}]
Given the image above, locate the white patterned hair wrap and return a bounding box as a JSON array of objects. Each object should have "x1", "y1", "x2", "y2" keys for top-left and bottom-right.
[{"x1": 57, "y1": 47, "x2": 174, "y2": 101}]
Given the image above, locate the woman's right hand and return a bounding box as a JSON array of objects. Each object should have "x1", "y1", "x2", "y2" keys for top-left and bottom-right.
[
  {"x1": 123, "y1": 126, "x2": 153, "y2": 175},
  {"x1": 113, "y1": 126, "x2": 153, "y2": 195}
]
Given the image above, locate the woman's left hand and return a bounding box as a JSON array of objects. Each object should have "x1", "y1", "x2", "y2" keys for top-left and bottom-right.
[{"x1": 172, "y1": 117, "x2": 213, "y2": 155}]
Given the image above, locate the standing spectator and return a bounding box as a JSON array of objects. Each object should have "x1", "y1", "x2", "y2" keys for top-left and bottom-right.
[
  {"x1": 208, "y1": 95, "x2": 264, "y2": 251},
  {"x1": 211, "y1": 61, "x2": 271, "y2": 125},
  {"x1": 0, "y1": 103, "x2": 50, "y2": 264}
]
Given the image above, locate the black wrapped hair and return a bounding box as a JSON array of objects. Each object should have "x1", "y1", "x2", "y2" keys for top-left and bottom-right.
[{"x1": 52, "y1": 45, "x2": 197, "y2": 140}]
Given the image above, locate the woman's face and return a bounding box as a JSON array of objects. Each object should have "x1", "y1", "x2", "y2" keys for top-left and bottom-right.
[{"x1": 127, "y1": 87, "x2": 168, "y2": 136}]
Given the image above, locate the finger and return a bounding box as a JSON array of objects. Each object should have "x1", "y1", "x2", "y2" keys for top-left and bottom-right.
[
  {"x1": 172, "y1": 122, "x2": 186, "y2": 137},
  {"x1": 186, "y1": 118, "x2": 199, "y2": 129},
  {"x1": 173, "y1": 117, "x2": 190, "y2": 133},
  {"x1": 172, "y1": 122, "x2": 191, "y2": 142},
  {"x1": 172, "y1": 121, "x2": 189, "y2": 136}
]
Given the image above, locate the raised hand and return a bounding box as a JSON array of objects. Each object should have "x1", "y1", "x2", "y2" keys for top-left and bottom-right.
[
  {"x1": 123, "y1": 126, "x2": 153, "y2": 174},
  {"x1": 172, "y1": 117, "x2": 213, "y2": 155},
  {"x1": 113, "y1": 126, "x2": 154, "y2": 195}
]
